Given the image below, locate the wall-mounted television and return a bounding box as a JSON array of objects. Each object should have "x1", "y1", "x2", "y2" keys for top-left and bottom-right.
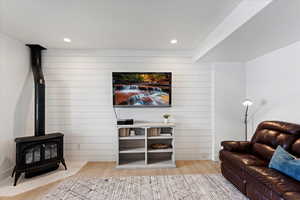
[{"x1": 113, "y1": 72, "x2": 172, "y2": 107}]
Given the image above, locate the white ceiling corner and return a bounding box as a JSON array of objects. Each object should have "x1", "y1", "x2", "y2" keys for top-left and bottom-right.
[
  {"x1": 192, "y1": 0, "x2": 273, "y2": 63},
  {"x1": 201, "y1": 0, "x2": 300, "y2": 62}
]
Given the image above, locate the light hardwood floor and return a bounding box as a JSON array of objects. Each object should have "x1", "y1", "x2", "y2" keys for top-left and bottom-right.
[{"x1": 2, "y1": 160, "x2": 220, "y2": 200}]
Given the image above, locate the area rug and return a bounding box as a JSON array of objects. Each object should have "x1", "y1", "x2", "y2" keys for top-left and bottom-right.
[{"x1": 43, "y1": 174, "x2": 248, "y2": 200}]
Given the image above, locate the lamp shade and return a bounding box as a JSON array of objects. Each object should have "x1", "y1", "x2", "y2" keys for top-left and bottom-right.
[{"x1": 243, "y1": 99, "x2": 253, "y2": 107}]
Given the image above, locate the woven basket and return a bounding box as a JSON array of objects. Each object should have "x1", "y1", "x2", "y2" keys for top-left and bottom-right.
[{"x1": 151, "y1": 143, "x2": 171, "y2": 149}]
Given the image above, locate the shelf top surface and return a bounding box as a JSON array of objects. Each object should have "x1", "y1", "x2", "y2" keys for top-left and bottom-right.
[
  {"x1": 148, "y1": 136, "x2": 173, "y2": 139},
  {"x1": 119, "y1": 136, "x2": 145, "y2": 140},
  {"x1": 119, "y1": 147, "x2": 145, "y2": 153},
  {"x1": 148, "y1": 148, "x2": 173, "y2": 153},
  {"x1": 117, "y1": 122, "x2": 175, "y2": 128}
]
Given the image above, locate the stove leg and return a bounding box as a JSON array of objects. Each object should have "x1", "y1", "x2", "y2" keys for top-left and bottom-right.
[
  {"x1": 14, "y1": 172, "x2": 21, "y2": 186},
  {"x1": 61, "y1": 158, "x2": 67, "y2": 170},
  {"x1": 11, "y1": 166, "x2": 16, "y2": 177}
]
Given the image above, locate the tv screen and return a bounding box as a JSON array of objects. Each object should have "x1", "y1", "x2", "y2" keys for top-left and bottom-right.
[{"x1": 113, "y1": 72, "x2": 172, "y2": 107}]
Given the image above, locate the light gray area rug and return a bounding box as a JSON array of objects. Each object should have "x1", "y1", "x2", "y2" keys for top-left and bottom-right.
[{"x1": 43, "y1": 174, "x2": 248, "y2": 200}]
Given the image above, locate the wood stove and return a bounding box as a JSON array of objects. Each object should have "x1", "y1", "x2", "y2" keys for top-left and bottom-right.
[
  {"x1": 12, "y1": 44, "x2": 66, "y2": 186},
  {"x1": 12, "y1": 133, "x2": 66, "y2": 186}
]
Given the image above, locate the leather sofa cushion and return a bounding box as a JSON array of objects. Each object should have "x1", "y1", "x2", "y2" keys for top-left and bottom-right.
[
  {"x1": 221, "y1": 141, "x2": 251, "y2": 152},
  {"x1": 250, "y1": 121, "x2": 299, "y2": 162},
  {"x1": 220, "y1": 150, "x2": 267, "y2": 169},
  {"x1": 283, "y1": 192, "x2": 300, "y2": 200},
  {"x1": 252, "y1": 129, "x2": 296, "y2": 149},
  {"x1": 252, "y1": 143, "x2": 275, "y2": 162},
  {"x1": 257, "y1": 121, "x2": 300, "y2": 136},
  {"x1": 291, "y1": 139, "x2": 300, "y2": 157},
  {"x1": 251, "y1": 129, "x2": 298, "y2": 161},
  {"x1": 246, "y1": 166, "x2": 300, "y2": 196}
]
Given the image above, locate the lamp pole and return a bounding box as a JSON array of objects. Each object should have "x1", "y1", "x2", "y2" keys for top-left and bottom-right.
[
  {"x1": 243, "y1": 99, "x2": 252, "y2": 141},
  {"x1": 244, "y1": 105, "x2": 249, "y2": 141}
]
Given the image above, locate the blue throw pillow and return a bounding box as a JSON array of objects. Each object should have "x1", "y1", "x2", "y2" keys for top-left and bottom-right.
[{"x1": 269, "y1": 145, "x2": 300, "y2": 181}]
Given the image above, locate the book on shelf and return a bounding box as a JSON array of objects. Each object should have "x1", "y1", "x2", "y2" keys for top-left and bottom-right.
[
  {"x1": 148, "y1": 128, "x2": 161, "y2": 137},
  {"x1": 119, "y1": 128, "x2": 130, "y2": 137}
]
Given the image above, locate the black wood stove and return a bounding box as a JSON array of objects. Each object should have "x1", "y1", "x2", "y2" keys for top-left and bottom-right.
[{"x1": 12, "y1": 44, "x2": 66, "y2": 186}]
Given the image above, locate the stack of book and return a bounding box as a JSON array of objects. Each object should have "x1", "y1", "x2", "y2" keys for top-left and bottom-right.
[
  {"x1": 119, "y1": 128, "x2": 130, "y2": 137},
  {"x1": 148, "y1": 128, "x2": 161, "y2": 137}
]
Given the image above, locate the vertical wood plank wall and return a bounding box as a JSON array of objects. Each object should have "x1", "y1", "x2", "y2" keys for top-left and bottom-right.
[{"x1": 43, "y1": 50, "x2": 212, "y2": 161}]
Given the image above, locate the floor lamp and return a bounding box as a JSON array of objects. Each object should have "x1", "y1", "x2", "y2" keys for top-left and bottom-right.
[{"x1": 242, "y1": 99, "x2": 253, "y2": 141}]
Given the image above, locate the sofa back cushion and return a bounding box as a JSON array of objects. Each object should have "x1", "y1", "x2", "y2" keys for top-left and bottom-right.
[
  {"x1": 251, "y1": 121, "x2": 300, "y2": 161},
  {"x1": 291, "y1": 139, "x2": 300, "y2": 157}
]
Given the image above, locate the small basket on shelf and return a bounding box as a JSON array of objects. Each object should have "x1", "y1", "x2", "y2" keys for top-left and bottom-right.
[{"x1": 150, "y1": 143, "x2": 172, "y2": 149}]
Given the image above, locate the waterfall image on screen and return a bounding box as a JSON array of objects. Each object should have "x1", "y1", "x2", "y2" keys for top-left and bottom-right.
[{"x1": 113, "y1": 72, "x2": 172, "y2": 107}]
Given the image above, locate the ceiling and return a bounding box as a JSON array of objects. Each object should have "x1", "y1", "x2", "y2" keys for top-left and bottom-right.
[
  {"x1": 0, "y1": 0, "x2": 241, "y2": 50},
  {"x1": 201, "y1": 0, "x2": 300, "y2": 62}
]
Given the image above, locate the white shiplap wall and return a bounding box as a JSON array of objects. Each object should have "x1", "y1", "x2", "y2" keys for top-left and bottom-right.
[{"x1": 43, "y1": 50, "x2": 212, "y2": 161}]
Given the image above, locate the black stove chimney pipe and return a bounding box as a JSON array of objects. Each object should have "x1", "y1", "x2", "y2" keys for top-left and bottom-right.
[{"x1": 26, "y1": 44, "x2": 47, "y2": 137}]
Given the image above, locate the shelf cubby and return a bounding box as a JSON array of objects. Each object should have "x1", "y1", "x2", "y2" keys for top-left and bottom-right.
[
  {"x1": 119, "y1": 127, "x2": 145, "y2": 138},
  {"x1": 119, "y1": 139, "x2": 145, "y2": 153},
  {"x1": 147, "y1": 138, "x2": 173, "y2": 153},
  {"x1": 147, "y1": 152, "x2": 174, "y2": 167},
  {"x1": 118, "y1": 153, "x2": 145, "y2": 168}
]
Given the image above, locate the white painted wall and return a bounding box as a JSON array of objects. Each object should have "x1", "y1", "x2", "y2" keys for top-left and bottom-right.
[
  {"x1": 43, "y1": 49, "x2": 213, "y2": 161},
  {"x1": 246, "y1": 41, "x2": 300, "y2": 137},
  {"x1": 0, "y1": 33, "x2": 32, "y2": 179},
  {"x1": 212, "y1": 63, "x2": 246, "y2": 160}
]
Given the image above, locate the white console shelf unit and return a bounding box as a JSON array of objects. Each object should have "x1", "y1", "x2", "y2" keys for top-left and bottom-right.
[{"x1": 116, "y1": 122, "x2": 176, "y2": 169}]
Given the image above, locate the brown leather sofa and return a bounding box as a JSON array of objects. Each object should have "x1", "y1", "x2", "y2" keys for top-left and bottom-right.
[{"x1": 220, "y1": 121, "x2": 300, "y2": 200}]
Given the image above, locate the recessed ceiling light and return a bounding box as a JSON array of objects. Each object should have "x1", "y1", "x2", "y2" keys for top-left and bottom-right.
[
  {"x1": 170, "y1": 39, "x2": 178, "y2": 44},
  {"x1": 63, "y1": 38, "x2": 71, "y2": 43}
]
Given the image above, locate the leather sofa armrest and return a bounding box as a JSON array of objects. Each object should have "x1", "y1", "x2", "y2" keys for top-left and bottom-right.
[{"x1": 221, "y1": 141, "x2": 251, "y2": 152}]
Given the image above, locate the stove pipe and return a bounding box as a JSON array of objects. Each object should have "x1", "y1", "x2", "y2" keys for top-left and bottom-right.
[{"x1": 26, "y1": 44, "x2": 47, "y2": 137}]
